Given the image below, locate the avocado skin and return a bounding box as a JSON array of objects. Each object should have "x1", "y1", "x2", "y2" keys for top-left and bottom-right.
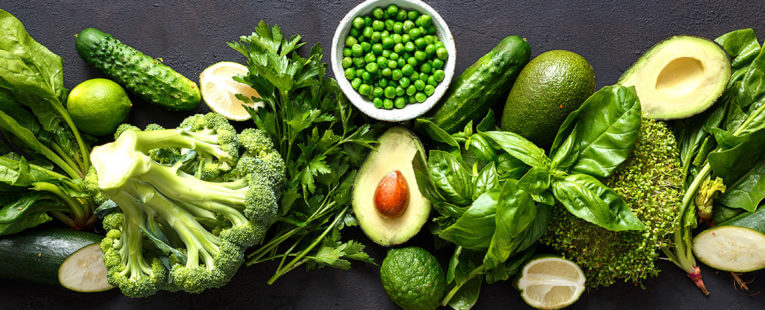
[{"x1": 501, "y1": 50, "x2": 596, "y2": 146}]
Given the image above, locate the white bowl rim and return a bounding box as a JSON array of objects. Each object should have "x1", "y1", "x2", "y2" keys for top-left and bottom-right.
[{"x1": 331, "y1": 0, "x2": 457, "y2": 122}]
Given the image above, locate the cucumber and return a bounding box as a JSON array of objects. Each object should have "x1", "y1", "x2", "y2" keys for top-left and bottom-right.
[
  {"x1": 693, "y1": 207, "x2": 765, "y2": 272},
  {"x1": 429, "y1": 36, "x2": 530, "y2": 133},
  {"x1": 0, "y1": 226, "x2": 112, "y2": 292},
  {"x1": 75, "y1": 27, "x2": 201, "y2": 111}
]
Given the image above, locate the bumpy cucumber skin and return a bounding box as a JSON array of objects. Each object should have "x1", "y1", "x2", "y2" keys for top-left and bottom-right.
[
  {"x1": 75, "y1": 27, "x2": 201, "y2": 111},
  {"x1": 0, "y1": 227, "x2": 102, "y2": 286},
  {"x1": 430, "y1": 36, "x2": 531, "y2": 133}
]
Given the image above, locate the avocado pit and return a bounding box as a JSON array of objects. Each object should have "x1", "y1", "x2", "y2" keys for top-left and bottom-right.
[{"x1": 373, "y1": 170, "x2": 410, "y2": 218}]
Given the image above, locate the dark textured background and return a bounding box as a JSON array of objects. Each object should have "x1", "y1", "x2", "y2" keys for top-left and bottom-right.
[{"x1": 1, "y1": 0, "x2": 764, "y2": 309}]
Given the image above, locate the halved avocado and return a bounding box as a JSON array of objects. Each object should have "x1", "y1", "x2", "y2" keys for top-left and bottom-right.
[
  {"x1": 618, "y1": 35, "x2": 730, "y2": 120},
  {"x1": 353, "y1": 127, "x2": 430, "y2": 247}
]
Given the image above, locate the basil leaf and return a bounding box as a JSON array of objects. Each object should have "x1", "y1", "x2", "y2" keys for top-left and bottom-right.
[
  {"x1": 473, "y1": 162, "x2": 499, "y2": 200},
  {"x1": 481, "y1": 131, "x2": 549, "y2": 168},
  {"x1": 412, "y1": 150, "x2": 446, "y2": 203},
  {"x1": 439, "y1": 190, "x2": 500, "y2": 249},
  {"x1": 552, "y1": 173, "x2": 645, "y2": 231},
  {"x1": 550, "y1": 85, "x2": 641, "y2": 177},
  {"x1": 428, "y1": 150, "x2": 474, "y2": 206},
  {"x1": 416, "y1": 118, "x2": 459, "y2": 147},
  {"x1": 447, "y1": 277, "x2": 482, "y2": 310},
  {"x1": 484, "y1": 180, "x2": 537, "y2": 270},
  {"x1": 476, "y1": 109, "x2": 497, "y2": 132},
  {"x1": 515, "y1": 204, "x2": 551, "y2": 252},
  {"x1": 719, "y1": 160, "x2": 765, "y2": 212},
  {"x1": 496, "y1": 153, "x2": 529, "y2": 181},
  {"x1": 517, "y1": 166, "x2": 551, "y2": 195},
  {"x1": 467, "y1": 134, "x2": 498, "y2": 163}
]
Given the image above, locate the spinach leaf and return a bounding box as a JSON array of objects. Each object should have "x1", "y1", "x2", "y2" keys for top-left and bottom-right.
[
  {"x1": 708, "y1": 128, "x2": 765, "y2": 183},
  {"x1": 429, "y1": 150, "x2": 474, "y2": 206},
  {"x1": 0, "y1": 193, "x2": 67, "y2": 235},
  {"x1": 481, "y1": 131, "x2": 549, "y2": 168},
  {"x1": 484, "y1": 180, "x2": 537, "y2": 270},
  {"x1": 549, "y1": 85, "x2": 641, "y2": 177},
  {"x1": 552, "y1": 173, "x2": 645, "y2": 231},
  {"x1": 447, "y1": 277, "x2": 482, "y2": 310},
  {"x1": 715, "y1": 28, "x2": 762, "y2": 70},
  {"x1": 719, "y1": 160, "x2": 765, "y2": 212},
  {"x1": 439, "y1": 190, "x2": 500, "y2": 249}
]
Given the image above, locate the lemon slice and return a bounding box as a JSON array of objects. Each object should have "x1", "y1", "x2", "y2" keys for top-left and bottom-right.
[
  {"x1": 199, "y1": 61, "x2": 263, "y2": 121},
  {"x1": 517, "y1": 256, "x2": 586, "y2": 310}
]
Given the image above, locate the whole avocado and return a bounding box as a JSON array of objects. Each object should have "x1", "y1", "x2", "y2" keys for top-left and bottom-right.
[{"x1": 501, "y1": 50, "x2": 595, "y2": 146}]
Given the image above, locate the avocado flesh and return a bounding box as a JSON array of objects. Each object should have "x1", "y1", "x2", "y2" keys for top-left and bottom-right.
[
  {"x1": 353, "y1": 127, "x2": 430, "y2": 247},
  {"x1": 619, "y1": 35, "x2": 730, "y2": 120}
]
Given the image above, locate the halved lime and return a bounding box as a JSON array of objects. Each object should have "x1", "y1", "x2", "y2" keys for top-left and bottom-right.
[
  {"x1": 517, "y1": 256, "x2": 586, "y2": 310},
  {"x1": 199, "y1": 61, "x2": 262, "y2": 121}
]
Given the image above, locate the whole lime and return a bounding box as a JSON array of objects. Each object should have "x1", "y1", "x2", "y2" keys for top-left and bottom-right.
[
  {"x1": 380, "y1": 247, "x2": 445, "y2": 310},
  {"x1": 67, "y1": 78, "x2": 132, "y2": 136}
]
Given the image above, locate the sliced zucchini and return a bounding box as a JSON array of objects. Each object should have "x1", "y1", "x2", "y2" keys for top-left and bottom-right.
[
  {"x1": 59, "y1": 243, "x2": 113, "y2": 293},
  {"x1": 693, "y1": 207, "x2": 765, "y2": 272}
]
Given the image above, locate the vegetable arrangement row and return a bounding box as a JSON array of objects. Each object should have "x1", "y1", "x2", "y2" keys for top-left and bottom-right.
[{"x1": 0, "y1": 3, "x2": 763, "y2": 310}]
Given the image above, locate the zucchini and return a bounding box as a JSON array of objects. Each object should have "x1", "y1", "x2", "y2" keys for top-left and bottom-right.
[
  {"x1": 693, "y1": 207, "x2": 765, "y2": 272},
  {"x1": 75, "y1": 27, "x2": 201, "y2": 111},
  {"x1": 429, "y1": 36, "x2": 530, "y2": 133},
  {"x1": 0, "y1": 226, "x2": 112, "y2": 292}
]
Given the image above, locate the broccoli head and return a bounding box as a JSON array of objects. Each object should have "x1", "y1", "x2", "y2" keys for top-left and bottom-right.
[
  {"x1": 91, "y1": 113, "x2": 284, "y2": 297},
  {"x1": 541, "y1": 118, "x2": 683, "y2": 288}
]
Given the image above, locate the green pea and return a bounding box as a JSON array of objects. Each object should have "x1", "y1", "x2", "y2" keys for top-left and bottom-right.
[
  {"x1": 407, "y1": 57, "x2": 418, "y2": 67},
  {"x1": 424, "y1": 35, "x2": 435, "y2": 45},
  {"x1": 351, "y1": 78, "x2": 362, "y2": 90},
  {"x1": 353, "y1": 57, "x2": 365, "y2": 68},
  {"x1": 394, "y1": 97, "x2": 406, "y2": 109},
  {"x1": 414, "y1": 38, "x2": 426, "y2": 49},
  {"x1": 382, "y1": 30, "x2": 390, "y2": 37},
  {"x1": 437, "y1": 47, "x2": 449, "y2": 60},
  {"x1": 373, "y1": 87, "x2": 384, "y2": 98},
  {"x1": 351, "y1": 44, "x2": 363, "y2": 57},
  {"x1": 399, "y1": 77, "x2": 411, "y2": 87},
  {"x1": 397, "y1": 58, "x2": 406, "y2": 68},
  {"x1": 401, "y1": 64, "x2": 414, "y2": 76},
  {"x1": 409, "y1": 28, "x2": 422, "y2": 39},
  {"x1": 392, "y1": 34, "x2": 402, "y2": 44},
  {"x1": 382, "y1": 67, "x2": 392, "y2": 77},
  {"x1": 372, "y1": 20, "x2": 384, "y2": 31},
  {"x1": 390, "y1": 52, "x2": 400, "y2": 60},
  {"x1": 385, "y1": 20, "x2": 395, "y2": 32},
  {"x1": 364, "y1": 52, "x2": 376, "y2": 63},
  {"x1": 393, "y1": 43, "x2": 404, "y2": 53},
  {"x1": 402, "y1": 34, "x2": 411, "y2": 42},
  {"x1": 435, "y1": 41, "x2": 445, "y2": 49},
  {"x1": 372, "y1": 43, "x2": 383, "y2": 55},
  {"x1": 419, "y1": 73, "x2": 429, "y2": 82},
  {"x1": 382, "y1": 50, "x2": 392, "y2": 58},
  {"x1": 373, "y1": 97, "x2": 383, "y2": 108},
  {"x1": 365, "y1": 62, "x2": 379, "y2": 73},
  {"x1": 371, "y1": 32, "x2": 382, "y2": 42},
  {"x1": 396, "y1": 10, "x2": 407, "y2": 21},
  {"x1": 410, "y1": 71, "x2": 419, "y2": 80},
  {"x1": 432, "y1": 58, "x2": 444, "y2": 69},
  {"x1": 382, "y1": 37, "x2": 394, "y2": 49},
  {"x1": 349, "y1": 28, "x2": 360, "y2": 38},
  {"x1": 396, "y1": 86, "x2": 405, "y2": 97},
  {"x1": 427, "y1": 26, "x2": 436, "y2": 35},
  {"x1": 387, "y1": 60, "x2": 397, "y2": 69},
  {"x1": 361, "y1": 71, "x2": 372, "y2": 82},
  {"x1": 415, "y1": 92, "x2": 427, "y2": 103},
  {"x1": 364, "y1": 16, "x2": 372, "y2": 26},
  {"x1": 384, "y1": 86, "x2": 396, "y2": 99},
  {"x1": 341, "y1": 57, "x2": 353, "y2": 68},
  {"x1": 359, "y1": 84, "x2": 371, "y2": 95},
  {"x1": 361, "y1": 42, "x2": 372, "y2": 53},
  {"x1": 414, "y1": 50, "x2": 427, "y2": 61},
  {"x1": 391, "y1": 69, "x2": 403, "y2": 81},
  {"x1": 406, "y1": 85, "x2": 417, "y2": 96},
  {"x1": 383, "y1": 98, "x2": 394, "y2": 109},
  {"x1": 362, "y1": 27, "x2": 373, "y2": 39},
  {"x1": 393, "y1": 22, "x2": 403, "y2": 34},
  {"x1": 419, "y1": 15, "x2": 432, "y2": 27},
  {"x1": 421, "y1": 63, "x2": 432, "y2": 74},
  {"x1": 403, "y1": 20, "x2": 415, "y2": 32},
  {"x1": 343, "y1": 47, "x2": 352, "y2": 57},
  {"x1": 344, "y1": 68, "x2": 355, "y2": 79},
  {"x1": 346, "y1": 36, "x2": 358, "y2": 46},
  {"x1": 425, "y1": 43, "x2": 436, "y2": 55},
  {"x1": 386, "y1": 4, "x2": 398, "y2": 17},
  {"x1": 372, "y1": 7, "x2": 384, "y2": 19},
  {"x1": 408, "y1": 95, "x2": 417, "y2": 104},
  {"x1": 407, "y1": 10, "x2": 418, "y2": 21},
  {"x1": 377, "y1": 56, "x2": 388, "y2": 68},
  {"x1": 427, "y1": 75, "x2": 437, "y2": 86},
  {"x1": 424, "y1": 85, "x2": 435, "y2": 96},
  {"x1": 404, "y1": 41, "x2": 416, "y2": 52},
  {"x1": 377, "y1": 77, "x2": 387, "y2": 87},
  {"x1": 433, "y1": 69, "x2": 445, "y2": 82},
  {"x1": 414, "y1": 79, "x2": 425, "y2": 91}
]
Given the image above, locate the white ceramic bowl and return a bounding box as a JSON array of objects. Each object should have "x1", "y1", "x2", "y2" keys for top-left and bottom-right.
[{"x1": 331, "y1": 0, "x2": 456, "y2": 122}]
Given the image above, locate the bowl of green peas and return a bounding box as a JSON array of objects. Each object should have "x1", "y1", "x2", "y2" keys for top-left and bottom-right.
[{"x1": 331, "y1": 0, "x2": 456, "y2": 122}]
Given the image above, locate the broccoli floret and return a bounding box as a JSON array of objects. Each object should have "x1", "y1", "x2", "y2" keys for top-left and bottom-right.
[
  {"x1": 90, "y1": 113, "x2": 284, "y2": 297},
  {"x1": 541, "y1": 118, "x2": 683, "y2": 288},
  {"x1": 83, "y1": 166, "x2": 106, "y2": 205}
]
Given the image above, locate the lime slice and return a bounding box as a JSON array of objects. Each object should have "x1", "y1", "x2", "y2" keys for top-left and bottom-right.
[
  {"x1": 199, "y1": 61, "x2": 262, "y2": 121},
  {"x1": 517, "y1": 256, "x2": 586, "y2": 310}
]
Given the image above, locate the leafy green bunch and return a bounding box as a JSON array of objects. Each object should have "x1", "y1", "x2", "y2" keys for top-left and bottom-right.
[
  {"x1": 0, "y1": 10, "x2": 95, "y2": 235},
  {"x1": 229, "y1": 21, "x2": 377, "y2": 284},
  {"x1": 415, "y1": 85, "x2": 646, "y2": 307}
]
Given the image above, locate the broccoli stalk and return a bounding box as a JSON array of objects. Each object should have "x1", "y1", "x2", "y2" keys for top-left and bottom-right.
[{"x1": 93, "y1": 113, "x2": 284, "y2": 297}]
